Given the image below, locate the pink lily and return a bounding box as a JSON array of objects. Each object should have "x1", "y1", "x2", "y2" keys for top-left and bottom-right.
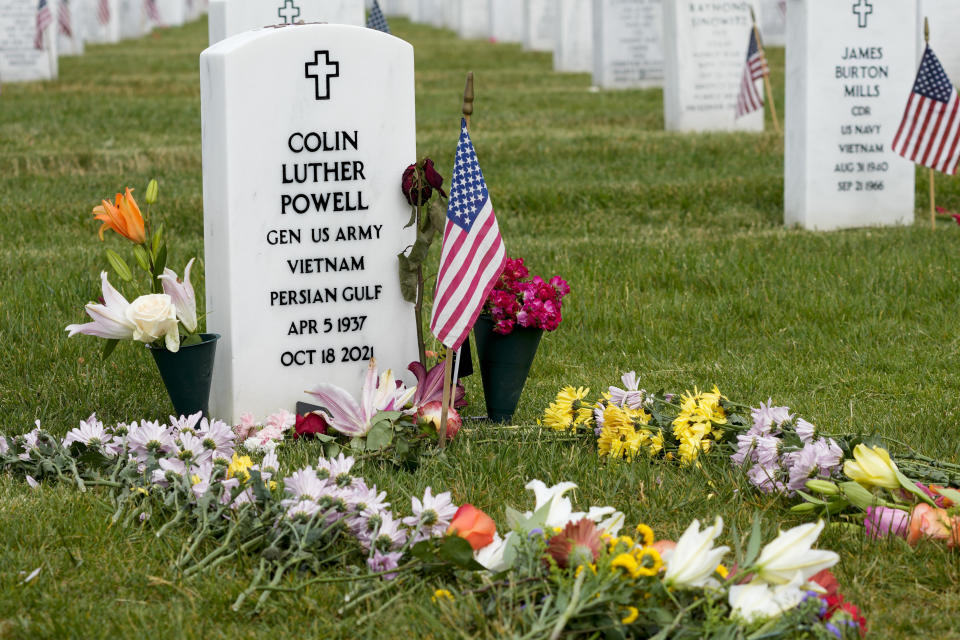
[
  {"x1": 407, "y1": 360, "x2": 466, "y2": 409},
  {"x1": 65, "y1": 271, "x2": 135, "y2": 340},
  {"x1": 306, "y1": 359, "x2": 416, "y2": 437},
  {"x1": 158, "y1": 258, "x2": 197, "y2": 332}
]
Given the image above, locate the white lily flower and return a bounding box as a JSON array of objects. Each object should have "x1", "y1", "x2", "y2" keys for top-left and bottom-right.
[
  {"x1": 65, "y1": 271, "x2": 136, "y2": 340},
  {"x1": 663, "y1": 516, "x2": 729, "y2": 589},
  {"x1": 728, "y1": 575, "x2": 807, "y2": 623},
  {"x1": 474, "y1": 531, "x2": 515, "y2": 572},
  {"x1": 754, "y1": 520, "x2": 839, "y2": 585},
  {"x1": 158, "y1": 258, "x2": 198, "y2": 332},
  {"x1": 524, "y1": 480, "x2": 578, "y2": 528}
]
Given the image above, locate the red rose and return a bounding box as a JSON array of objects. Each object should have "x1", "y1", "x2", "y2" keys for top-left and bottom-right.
[{"x1": 294, "y1": 412, "x2": 328, "y2": 439}]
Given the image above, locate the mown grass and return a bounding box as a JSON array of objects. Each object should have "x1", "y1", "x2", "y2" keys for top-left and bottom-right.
[{"x1": 1, "y1": 16, "x2": 960, "y2": 639}]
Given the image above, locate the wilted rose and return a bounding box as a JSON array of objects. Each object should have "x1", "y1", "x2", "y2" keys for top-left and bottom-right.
[
  {"x1": 422, "y1": 158, "x2": 447, "y2": 197},
  {"x1": 126, "y1": 294, "x2": 180, "y2": 351},
  {"x1": 294, "y1": 412, "x2": 328, "y2": 439},
  {"x1": 401, "y1": 163, "x2": 432, "y2": 205}
]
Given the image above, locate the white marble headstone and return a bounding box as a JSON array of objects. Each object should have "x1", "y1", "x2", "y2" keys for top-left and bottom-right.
[
  {"x1": 117, "y1": 0, "x2": 150, "y2": 38},
  {"x1": 554, "y1": 0, "x2": 591, "y2": 73},
  {"x1": 784, "y1": 0, "x2": 917, "y2": 230},
  {"x1": 384, "y1": 0, "x2": 413, "y2": 17},
  {"x1": 441, "y1": 0, "x2": 458, "y2": 29},
  {"x1": 57, "y1": 0, "x2": 85, "y2": 55},
  {"x1": 0, "y1": 0, "x2": 58, "y2": 82},
  {"x1": 591, "y1": 0, "x2": 663, "y2": 89},
  {"x1": 522, "y1": 0, "x2": 557, "y2": 52},
  {"x1": 489, "y1": 0, "x2": 521, "y2": 43},
  {"x1": 918, "y1": 0, "x2": 960, "y2": 83},
  {"x1": 418, "y1": 0, "x2": 442, "y2": 27},
  {"x1": 760, "y1": 0, "x2": 785, "y2": 47},
  {"x1": 456, "y1": 0, "x2": 489, "y2": 40},
  {"x1": 78, "y1": 0, "x2": 119, "y2": 43},
  {"x1": 662, "y1": 0, "x2": 763, "y2": 132},
  {"x1": 155, "y1": 0, "x2": 185, "y2": 26},
  {"x1": 209, "y1": 0, "x2": 364, "y2": 45},
  {"x1": 200, "y1": 23, "x2": 419, "y2": 423}
]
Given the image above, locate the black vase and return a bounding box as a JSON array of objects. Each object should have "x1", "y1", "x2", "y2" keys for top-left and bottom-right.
[
  {"x1": 473, "y1": 316, "x2": 543, "y2": 423},
  {"x1": 149, "y1": 333, "x2": 220, "y2": 418}
]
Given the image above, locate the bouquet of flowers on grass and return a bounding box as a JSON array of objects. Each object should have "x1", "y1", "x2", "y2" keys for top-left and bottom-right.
[
  {"x1": 484, "y1": 257, "x2": 570, "y2": 334},
  {"x1": 426, "y1": 480, "x2": 865, "y2": 638},
  {"x1": 65, "y1": 180, "x2": 202, "y2": 355}
]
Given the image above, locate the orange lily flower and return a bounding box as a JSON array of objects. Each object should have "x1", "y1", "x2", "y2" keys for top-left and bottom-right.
[{"x1": 92, "y1": 188, "x2": 146, "y2": 244}]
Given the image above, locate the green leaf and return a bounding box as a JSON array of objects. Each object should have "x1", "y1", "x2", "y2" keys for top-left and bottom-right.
[
  {"x1": 323, "y1": 441, "x2": 341, "y2": 458},
  {"x1": 742, "y1": 514, "x2": 763, "y2": 567},
  {"x1": 935, "y1": 487, "x2": 960, "y2": 505},
  {"x1": 404, "y1": 205, "x2": 417, "y2": 229},
  {"x1": 349, "y1": 436, "x2": 366, "y2": 452},
  {"x1": 839, "y1": 481, "x2": 881, "y2": 511},
  {"x1": 152, "y1": 224, "x2": 164, "y2": 254},
  {"x1": 181, "y1": 334, "x2": 202, "y2": 347},
  {"x1": 371, "y1": 410, "x2": 401, "y2": 425},
  {"x1": 410, "y1": 539, "x2": 438, "y2": 564},
  {"x1": 133, "y1": 245, "x2": 151, "y2": 272},
  {"x1": 504, "y1": 506, "x2": 527, "y2": 531},
  {"x1": 795, "y1": 490, "x2": 826, "y2": 506},
  {"x1": 366, "y1": 421, "x2": 393, "y2": 451},
  {"x1": 894, "y1": 468, "x2": 938, "y2": 506},
  {"x1": 105, "y1": 249, "x2": 132, "y2": 282},
  {"x1": 438, "y1": 535, "x2": 483, "y2": 569},
  {"x1": 397, "y1": 253, "x2": 419, "y2": 304},
  {"x1": 101, "y1": 338, "x2": 120, "y2": 360},
  {"x1": 152, "y1": 243, "x2": 168, "y2": 277}
]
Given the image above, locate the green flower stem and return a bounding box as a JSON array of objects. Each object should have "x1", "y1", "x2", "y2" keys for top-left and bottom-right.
[
  {"x1": 650, "y1": 597, "x2": 705, "y2": 640},
  {"x1": 354, "y1": 577, "x2": 418, "y2": 627},
  {"x1": 231, "y1": 557, "x2": 267, "y2": 612},
  {"x1": 547, "y1": 568, "x2": 585, "y2": 640}
]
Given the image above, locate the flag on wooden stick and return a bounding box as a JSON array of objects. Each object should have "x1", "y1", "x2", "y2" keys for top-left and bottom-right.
[
  {"x1": 892, "y1": 45, "x2": 960, "y2": 175},
  {"x1": 429, "y1": 118, "x2": 506, "y2": 351},
  {"x1": 367, "y1": 0, "x2": 390, "y2": 34},
  {"x1": 734, "y1": 28, "x2": 768, "y2": 119},
  {"x1": 34, "y1": 0, "x2": 52, "y2": 49}
]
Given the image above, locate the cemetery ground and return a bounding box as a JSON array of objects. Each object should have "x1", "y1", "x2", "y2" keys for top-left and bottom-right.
[{"x1": 2, "y1": 17, "x2": 960, "y2": 640}]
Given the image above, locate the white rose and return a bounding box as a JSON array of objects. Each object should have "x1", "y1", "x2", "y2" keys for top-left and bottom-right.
[{"x1": 126, "y1": 294, "x2": 181, "y2": 352}]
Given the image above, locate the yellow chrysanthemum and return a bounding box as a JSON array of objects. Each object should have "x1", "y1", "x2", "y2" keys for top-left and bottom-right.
[
  {"x1": 542, "y1": 386, "x2": 591, "y2": 431},
  {"x1": 635, "y1": 524, "x2": 655, "y2": 547},
  {"x1": 431, "y1": 589, "x2": 454, "y2": 603},
  {"x1": 647, "y1": 430, "x2": 664, "y2": 457},
  {"x1": 227, "y1": 452, "x2": 254, "y2": 482},
  {"x1": 632, "y1": 547, "x2": 663, "y2": 577},
  {"x1": 621, "y1": 606, "x2": 639, "y2": 625},
  {"x1": 574, "y1": 563, "x2": 598, "y2": 577},
  {"x1": 610, "y1": 553, "x2": 639, "y2": 578}
]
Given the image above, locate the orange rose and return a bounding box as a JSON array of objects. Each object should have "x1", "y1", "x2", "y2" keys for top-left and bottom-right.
[
  {"x1": 92, "y1": 187, "x2": 146, "y2": 244},
  {"x1": 906, "y1": 503, "x2": 959, "y2": 546},
  {"x1": 446, "y1": 504, "x2": 496, "y2": 550}
]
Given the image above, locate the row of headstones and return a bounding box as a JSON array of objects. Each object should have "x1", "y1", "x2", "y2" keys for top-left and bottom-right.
[
  {"x1": 0, "y1": 0, "x2": 208, "y2": 82},
  {"x1": 195, "y1": 2, "x2": 959, "y2": 421}
]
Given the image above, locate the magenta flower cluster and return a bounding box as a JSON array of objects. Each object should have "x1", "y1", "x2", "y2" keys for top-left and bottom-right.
[{"x1": 485, "y1": 257, "x2": 571, "y2": 335}]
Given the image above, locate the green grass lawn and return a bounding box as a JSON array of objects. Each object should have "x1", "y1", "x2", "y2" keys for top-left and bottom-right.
[{"x1": 2, "y1": 16, "x2": 960, "y2": 639}]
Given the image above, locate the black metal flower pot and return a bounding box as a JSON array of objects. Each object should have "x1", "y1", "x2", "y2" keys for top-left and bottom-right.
[
  {"x1": 148, "y1": 333, "x2": 220, "y2": 418},
  {"x1": 473, "y1": 316, "x2": 543, "y2": 423}
]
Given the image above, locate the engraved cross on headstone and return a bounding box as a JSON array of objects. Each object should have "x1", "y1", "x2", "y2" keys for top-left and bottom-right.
[
  {"x1": 304, "y1": 50, "x2": 340, "y2": 100},
  {"x1": 852, "y1": 0, "x2": 872, "y2": 29},
  {"x1": 278, "y1": 0, "x2": 301, "y2": 24}
]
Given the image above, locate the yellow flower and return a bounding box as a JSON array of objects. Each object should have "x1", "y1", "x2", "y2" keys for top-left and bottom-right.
[
  {"x1": 716, "y1": 564, "x2": 729, "y2": 579},
  {"x1": 574, "y1": 563, "x2": 597, "y2": 577},
  {"x1": 635, "y1": 524, "x2": 655, "y2": 547},
  {"x1": 542, "y1": 386, "x2": 590, "y2": 431},
  {"x1": 227, "y1": 452, "x2": 254, "y2": 482},
  {"x1": 431, "y1": 589, "x2": 454, "y2": 603},
  {"x1": 621, "y1": 606, "x2": 639, "y2": 625},
  {"x1": 647, "y1": 430, "x2": 664, "y2": 457},
  {"x1": 597, "y1": 405, "x2": 646, "y2": 460},
  {"x1": 130, "y1": 486, "x2": 149, "y2": 495},
  {"x1": 610, "y1": 553, "x2": 639, "y2": 578},
  {"x1": 843, "y1": 444, "x2": 900, "y2": 489},
  {"x1": 631, "y1": 547, "x2": 663, "y2": 577}
]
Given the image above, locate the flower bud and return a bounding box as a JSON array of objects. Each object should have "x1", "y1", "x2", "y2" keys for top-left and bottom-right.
[
  {"x1": 790, "y1": 502, "x2": 818, "y2": 513},
  {"x1": 805, "y1": 479, "x2": 840, "y2": 496},
  {"x1": 145, "y1": 179, "x2": 159, "y2": 205}
]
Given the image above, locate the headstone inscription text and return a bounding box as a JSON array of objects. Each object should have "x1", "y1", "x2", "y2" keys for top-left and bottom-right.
[
  {"x1": 591, "y1": 0, "x2": 663, "y2": 89},
  {"x1": 784, "y1": 0, "x2": 916, "y2": 230},
  {"x1": 0, "y1": 0, "x2": 58, "y2": 82},
  {"x1": 662, "y1": 0, "x2": 763, "y2": 132},
  {"x1": 200, "y1": 24, "x2": 418, "y2": 423}
]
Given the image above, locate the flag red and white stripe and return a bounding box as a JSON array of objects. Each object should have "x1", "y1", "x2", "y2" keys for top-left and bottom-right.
[
  {"x1": 58, "y1": 0, "x2": 72, "y2": 37},
  {"x1": 892, "y1": 45, "x2": 960, "y2": 175},
  {"x1": 429, "y1": 119, "x2": 506, "y2": 351},
  {"x1": 735, "y1": 29, "x2": 767, "y2": 119},
  {"x1": 144, "y1": 0, "x2": 161, "y2": 24},
  {"x1": 97, "y1": 0, "x2": 110, "y2": 25},
  {"x1": 34, "y1": 0, "x2": 53, "y2": 49}
]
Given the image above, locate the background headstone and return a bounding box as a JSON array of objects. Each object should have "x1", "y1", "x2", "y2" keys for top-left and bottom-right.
[
  {"x1": 208, "y1": 0, "x2": 365, "y2": 45},
  {"x1": 57, "y1": 0, "x2": 85, "y2": 56},
  {"x1": 489, "y1": 0, "x2": 521, "y2": 43},
  {"x1": 0, "y1": 0, "x2": 59, "y2": 82},
  {"x1": 784, "y1": 0, "x2": 917, "y2": 230},
  {"x1": 456, "y1": 0, "x2": 489, "y2": 40},
  {"x1": 522, "y1": 0, "x2": 557, "y2": 52},
  {"x1": 662, "y1": 0, "x2": 763, "y2": 132},
  {"x1": 117, "y1": 0, "x2": 149, "y2": 38},
  {"x1": 200, "y1": 23, "x2": 419, "y2": 423},
  {"x1": 917, "y1": 0, "x2": 960, "y2": 82},
  {"x1": 591, "y1": 0, "x2": 663, "y2": 89},
  {"x1": 554, "y1": 0, "x2": 592, "y2": 73},
  {"x1": 78, "y1": 0, "x2": 120, "y2": 43},
  {"x1": 441, "y1": 0, "x2": 458, "y2": 30},
  {"x1": 760, "y1": 0, "x2": 785, "y2": 47},
  {"x1": 156, "y1": 0, "x2": 186, "y2": 26},
  {"x1": 419, "y1": 0, "x2": 442, "y2": 28},
  {"x1": 384, "y1": 0, "x2": 413, "y2": 17}
]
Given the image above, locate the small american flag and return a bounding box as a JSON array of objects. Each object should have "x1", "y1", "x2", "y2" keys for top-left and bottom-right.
[
  {"x1": 367, "y1": 0, "x2": 390, "y2": 34},
  {"x1": 734, "y1": 29, "x2": 768, "y2": 119},
  {"x1": 58, "y1": 0, "x2": 72, "y2": 36},
  {"x1": 429, "y1": 119, "x2": 506, "y2": 350},
  {"x1": 97, "y1": 0, "x2": 110, "y2": 25},
  {"x1": 144, "y1": 0, "x2": 161, "y2": 24},
  {"x1": 892, "y1": 45, "x2": 960, "y2": 175},
  {"x1": 34, "y1": 0, "x2": 53, "y2": 49}
]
